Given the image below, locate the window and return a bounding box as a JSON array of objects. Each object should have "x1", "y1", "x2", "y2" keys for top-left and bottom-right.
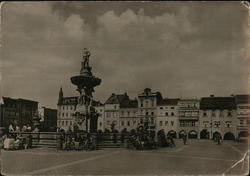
[
  {"x1": 228, "y1": 111, "x2": 232, "y2": 117},
  {"x1": 146, "y1": 112, "x2": 148, "y2": 115},
  {"x1": 62, "y1": 121, "x2": 64, "y2": 125},
  {"x1": 171, "y1": 112, "x2": 174, "y2": 116},
  {"x1": 165, "y1": 121, "x2": 168, "y2": 126},
  {"x1": 106, "y1": 112, "x2": 111, "y2": 118},
  {"x1": 121, "y1": 111, "x2": 124, "y2": 117},
  {"x1": 99, "y1": 122, "x2": 102, "y2": 126},
  {"x1": 66, "y1": 121, "x2": 68, "y2": 126},
  {"x1": 128, "y1": 111, "x2": 130, "y2": 117},
  {"x1": 151, "y1": 118, "x2": 154, "y2": 124},
  {"x1": 151, "y1": 112, "x2": 154, "y2": 116},
  {"x1": 159, "y1": 107, "x2": 163, "y2": 110},
  {"x1": 62, "y1": 106, "x2": 64, "y2": 110},
  {"x1": 146, "y1": 101, "x2": 148, "y2": 108},
  {"x1": 133, "y1": 121, "x2": 136, "y2": 125},
  {"x1": 225, "y1": 121, "x2": 231, "y2": 128},
  {"x1": 66, "y1": 113, "x2": 68, "y2": 117},
  {"x1": 62, "y1": 113, "x2": 64, "y2": 117},
  {"x1": 141, "y1": 100, "x2": 143, "y2": 107},
  {"x1": 239, "y1": 120, "x2": 244, "y2": 125},
  {"x1": 127, "y1": 121, "x2": 130, "y2": 126},
  {"x1": 165, "y1": 112, "x2": 168, "y2": 116},
  {"x1": 71, "y1": 106, "x2": 72, "y2": 110},
  {"x1": 151, "y1": 100, "x2": 154, "y2": 107},
  {"x1": 212, "y1": 111, "x2": 215, "y2": 117},
  {"x1": 70, "y1": 121, "x2": 72, "y2": 126},
  {"x1": 114, "y1": 105, "x2": 117, "y2": 109},
  {"x1": 203, "y1": 111, "x2": 207, "y2": 117},
  {"x1": 171, "y1": 121, "x2": 174, "y2": 126},
  {"x1": 214, "y1": 121, "x2": 220, "y2": 128},
  {"x1": 121, "y1": 121, "x2": 124, "y2": 126},
  {"x1": 171, "y1": 107, "x2": 174, "y2": 109},
  {"x1": 160, "y1": 121, "x2": 163, "y2": 126},
  {"x1": 106, "y1": 120, "x2": 111, "y2": 125}
]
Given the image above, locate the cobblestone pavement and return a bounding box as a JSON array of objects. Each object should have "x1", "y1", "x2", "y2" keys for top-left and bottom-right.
[{"x1": 0, "y1": 139, "x2": 248, "y2": 175}]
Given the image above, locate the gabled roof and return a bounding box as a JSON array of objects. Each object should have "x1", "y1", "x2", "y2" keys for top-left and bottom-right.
[
  {"x1": 200, "y1": 97, "x2": 236, "y2": 110},
  {"x1": 105, "y1": 93, "x2": 129, "y2": 104},
  {"x1": 157, "y1": 98, "x2": 179, "y2": 106},
  {"x1": 61, "y1": 97, "x2": 78, "y2": 105},
  {"x1": 120, "y1": 99, "x2": 138, "y2": 109},
  {"x1": 236, "y1": 94, "x2": 250, "y2": 104}
]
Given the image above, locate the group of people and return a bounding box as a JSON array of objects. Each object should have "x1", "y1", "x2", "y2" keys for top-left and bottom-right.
[
  {"x1": 60, "y1": 133, "x2": 97, "y2": 151},
  {"x1": 0, "y1": 132, "x2": 32, "y2": 150},
  {"x1": 8, "y1": 124, "x2": 36, "y2": 133}
]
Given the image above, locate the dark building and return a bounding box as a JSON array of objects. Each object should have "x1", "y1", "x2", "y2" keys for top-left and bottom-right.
[
  {"x1": 39, "y1": 107, "x2": 57, "y2": 132},
  {"x1": 0, "y1": 97, "x2": 38, "y2": 127}
]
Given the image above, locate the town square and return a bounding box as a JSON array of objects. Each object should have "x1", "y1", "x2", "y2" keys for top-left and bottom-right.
[{"x1": 0, "y1": 1, "x2": 249, "y2": 176}]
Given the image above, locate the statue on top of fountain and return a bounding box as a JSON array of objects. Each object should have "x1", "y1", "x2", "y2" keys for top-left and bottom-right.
[{"x1": 80, "y1": 48, "x2": 92, "y2": 76}]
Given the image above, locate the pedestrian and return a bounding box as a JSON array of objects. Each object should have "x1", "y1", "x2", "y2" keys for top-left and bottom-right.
[
  {"x1": 183, "y1": 134, "x2": 187, "y2": 145},
  {"x1": 169, "y1": 135, "x2": 175, "y2": 147}
]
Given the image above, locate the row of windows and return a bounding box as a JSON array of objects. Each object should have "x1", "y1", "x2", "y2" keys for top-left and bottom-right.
[
  {"x1": 120, "y1": 111, "x2": 137, "y2": 117},
  {"x1": 203, "y1": 110, "x2": 232, "y2": 117},
  {"x1": 179, "y1": 112, "x2": 199, "y2": 117},
  {"x1": 58, "y1": 120, "x2": 73, "y2": 126},
  {"x1": 180, "y1": 121, "x2": 197, "y2": 127},
  {"x1": 159, "y1": 106, "x2": 175, "y2": 110},
  {"x1": 179, "y1": 103, "x2": 198, "y2": 108},
  {"x1": 59, "y1": 105, "x2": 75, "y2": 111},
  {"x1": 121, "y1": 120, "x2": 138, "y2": 126},
  {"x1": 58, "y1": 112, "x2": 74, "y2": 117},
  {"x1": 159, "y1": 112, "x2": 175, "y2": 116},
  {"x1": 159, "y1": 121, "x2": 174, "y2": 126},
  {"x1": 203, "y1": 121, "x2": 232, "y2": 128}
]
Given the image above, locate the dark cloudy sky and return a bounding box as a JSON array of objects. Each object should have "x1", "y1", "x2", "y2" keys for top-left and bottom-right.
[{"x1": 0, "y1": 1, "x2": 249, "y2": 108}]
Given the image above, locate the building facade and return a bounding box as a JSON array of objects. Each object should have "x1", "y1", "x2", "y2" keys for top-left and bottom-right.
[
  {"x1": 119, "y1": 99, "x2": 138, "y2": 132},
  {"x1": 103, "y1": 93, "x2": 129, "y2": 132},
  {"x1": 39, "y1": 107, "x2": 57, "y2": 132},
  {"x1": 235, "y1": 95, "x2": 249, "y2": 140},
  {"x1": 199, "y1": 96, "x2": 237, "y2": 140},
  {"x1": 178, "y1": 99, "x2": 200, "y2": 139},
  {"x1": 0, "y1": 97, "x2": 38, "y2": 127},
  {"x1": 156, "y1": 98, "x2": 179, "y2": 138},
  {"x1": 137, "y1": 88, "x2": 163, "y2": 136}
]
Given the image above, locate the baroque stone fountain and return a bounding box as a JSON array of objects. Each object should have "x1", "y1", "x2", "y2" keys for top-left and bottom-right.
[{"x1": 71, "y1": 48, "x2": 101, "y2": 133}]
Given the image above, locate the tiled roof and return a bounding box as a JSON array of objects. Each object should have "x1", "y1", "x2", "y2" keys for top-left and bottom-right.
[
  {"x1": 200, "y1": 97, "x2": 236, "y2": 110},
  {"x1": 60, "y1": 96, "x2": 103, "y2": 106},
  {"x1": 61, "y1": 97, "x2": 78, "y2": 105},
  {"x1": 105, "y1": 93, "x2": 129, "y2": 104},
  {"x1": 120, "y1": 99, "x2": 138, "y2": 109},
  {"x1": 157, "y1": 98, "x2": 179, "y2": 106},
  {"x1": 236, "y1": 94, "x2": 250, "y2": 104}
]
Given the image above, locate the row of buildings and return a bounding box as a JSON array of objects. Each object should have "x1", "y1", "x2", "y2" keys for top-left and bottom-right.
[
  {"x1": 0, "y1": 97, "x2": 57, "y2": 131},
  {"x1": 57, "y1": 88, "x2": 249, "y2": 140}
]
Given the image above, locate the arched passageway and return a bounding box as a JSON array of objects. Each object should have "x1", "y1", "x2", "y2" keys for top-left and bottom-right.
[
  {"x1": 188, "y1": 130, "x2": 198, "y2": 139},
  {"x1": 223, "y1": 132, "x2": 235, "y2": 140},
  {"x1": 200, "y1": 129, "x2": 210, "y2": 139},
  {"x1": 167, "y1": 130, "x2": 177, "y2": 138}
]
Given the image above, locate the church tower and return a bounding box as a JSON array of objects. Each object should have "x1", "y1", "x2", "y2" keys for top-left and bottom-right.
[{"x1": 58, "y1": 86, "x2": 63, "y2": 105}]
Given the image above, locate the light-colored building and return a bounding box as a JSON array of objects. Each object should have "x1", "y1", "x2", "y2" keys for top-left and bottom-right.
[
  {"x1": 156, "y1": 98, "x2": 179, "y2": 138},
  {"x1": 57, "y1": 87, "x2": 77, "y2": 132},
  {"x1": 119, "y1": 99, "x2": 138, "y2": 132},
  {"x1": 178, "y1": 99, "x2": 200, "y2": 139},
  {"x1": 235, "y1": 95, "x2": 249, "y2": 140},
  {"x1": 137, "y1": 88, "x2": 163, "y2": 137},
  {"x1": 199, "y1": 95, "x2": 237, "y2": 140},
  {"x1": 94, "y1": 104, "x2": 105, "y2": 132},
  {"x1": 103, "y1": 93, "x2": 129, "y2": 132}
]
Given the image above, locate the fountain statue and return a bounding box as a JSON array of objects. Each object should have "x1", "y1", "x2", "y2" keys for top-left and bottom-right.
[{"x1": 71, "y1": 48, "x2": 101, "y2": 133}]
